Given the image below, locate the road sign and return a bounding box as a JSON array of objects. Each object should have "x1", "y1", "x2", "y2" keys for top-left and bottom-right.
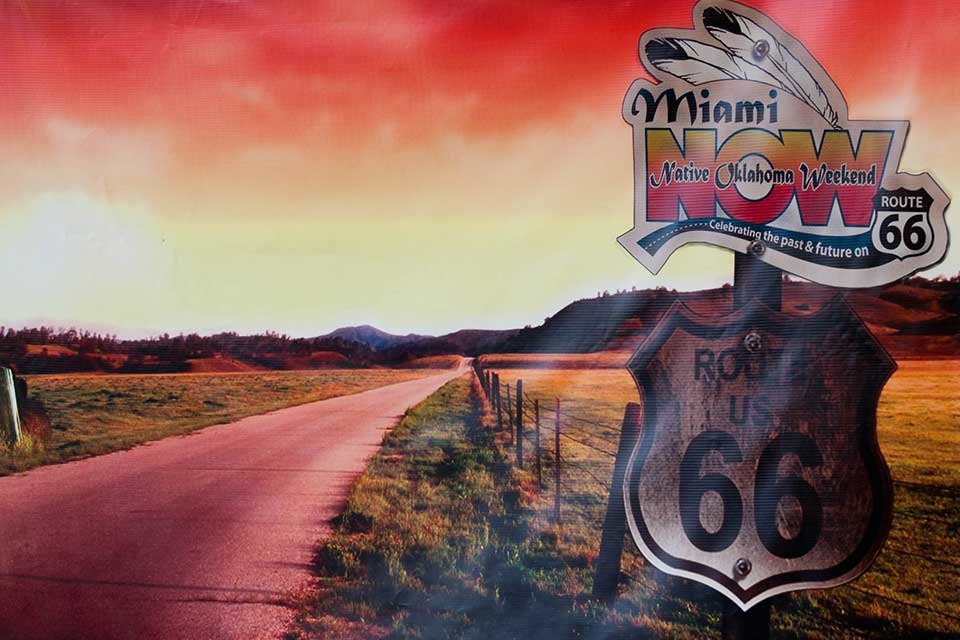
[
  {"x1": 617, "y1": 0, "x2": 950, "y2": 288},
  {"x1": 623, "y1": 297, "x2": 896, "y2": 610}
]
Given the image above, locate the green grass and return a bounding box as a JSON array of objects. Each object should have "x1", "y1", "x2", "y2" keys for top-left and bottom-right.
[
  {"x1": 0, "y1": 369, "x2": 437, "y2": 475},
  {"x1": 288, "y1": 375, "x2": 505, "y2": 638}
]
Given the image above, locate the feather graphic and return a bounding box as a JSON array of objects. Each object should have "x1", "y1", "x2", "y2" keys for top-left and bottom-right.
[
  {"x1": 645, "y1": 37, "x2": 784, "y2": 88},
  {"x1": 702, "y1": 6, "x2": 839, "y2": 127}
]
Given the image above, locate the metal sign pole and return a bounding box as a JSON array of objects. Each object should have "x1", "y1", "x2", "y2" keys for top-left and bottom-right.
[
  {"x1": 722, "y1": 250, "x2": 779, "y2": 640},
  {"x1": 733, "y1": 248, "x2": 781, "y2": 312},
  {"x1": 616, "y1": 1, "x2": 925, "y2": 630}
]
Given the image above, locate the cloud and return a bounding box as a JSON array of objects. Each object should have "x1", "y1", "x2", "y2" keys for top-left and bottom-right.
[{"x1": 44, "y1": 117, "x2": 172, "y2": 183}]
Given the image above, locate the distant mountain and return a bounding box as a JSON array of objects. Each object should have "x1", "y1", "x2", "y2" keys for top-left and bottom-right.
[
  {"x1": 379, "y1": 328, "x2": 521, "y2": 363},
  {"x1": 7, "y1": 278, "x2": 956, "y2": 376},
  {"x1": 319, "y1": 325, "x2": 431, "y2": 351},
  {"x1": 497, "y1": 288, "x2": 678, "y2": 354}
]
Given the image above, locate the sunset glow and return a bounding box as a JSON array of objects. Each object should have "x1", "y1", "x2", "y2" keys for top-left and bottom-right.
[{"x1": 1, "y1": 0, "x2": 957, "y2": 336}]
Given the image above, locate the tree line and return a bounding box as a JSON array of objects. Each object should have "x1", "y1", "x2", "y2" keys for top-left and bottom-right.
[{"x1": 0, "y1": 328, "x2": 376, "y2": 374}]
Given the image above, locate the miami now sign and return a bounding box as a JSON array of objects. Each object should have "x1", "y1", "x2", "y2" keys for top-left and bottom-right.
[{"x1": 618, "y1": 0, "x2": 949, "y2": 288}]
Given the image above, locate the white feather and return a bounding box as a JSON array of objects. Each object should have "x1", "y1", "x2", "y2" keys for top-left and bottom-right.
[
  {"x1": 648, "y1": 38, "x2": 785, "y2": 88},
  {"x1": 704, "y1": 9, "x2": 839, "y2": 127}
]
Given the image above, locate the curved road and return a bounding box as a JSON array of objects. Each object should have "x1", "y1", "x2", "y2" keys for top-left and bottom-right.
[{"x1": 0, "y1": 360, "x2": 470, "y2": 639}]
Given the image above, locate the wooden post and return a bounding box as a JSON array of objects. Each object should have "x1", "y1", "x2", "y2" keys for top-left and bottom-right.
[
  {"x1": 505, "y1": 384, "x2": 513, "y2": 444},
  {"x1": 534, "y1": 399, "x2": 542, "y2": 487},
  {"x1": 554, "y1": 398, "x2": 561, "y2": 524},
  {"x1": 592, "y1": 403, "x2": 643, "y2": 603},
  {"x1": 494, "y1": 374, "x2": 502, "y2": 430},
  {"x1": 516, "y1": 379, "x2": 523, "y2": 468},
  {"x1": 0, "y1": 367, "x2": 21, "y2": 448},
  {"x1": 721, "y1": 252, "x2": 781, "y2": 639}
]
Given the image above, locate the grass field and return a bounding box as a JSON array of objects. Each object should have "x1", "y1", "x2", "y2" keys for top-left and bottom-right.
[
  {"x1": 477, "y1": 352, "x2": 630, "y2": 370},
  {"x1": 0, "y1": 368, "x2": 443, "y2": 475},
  {"x1": 293, "y1": 359, "x2": 959, "y2": 638},
  {"x1": 489, "y1": 359, "x2": 960, "y2": 638}
]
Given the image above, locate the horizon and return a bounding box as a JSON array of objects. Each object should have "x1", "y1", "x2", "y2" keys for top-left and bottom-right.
[
  {"x1": 0, "y1": 0, "x2": 956, "y2": 338},
  {"x1": 8, "y1": 277, "x2": 730, "y2": 341},
  {"x1": 9, "y1": 272, "x2": 958, "y2": 342}
]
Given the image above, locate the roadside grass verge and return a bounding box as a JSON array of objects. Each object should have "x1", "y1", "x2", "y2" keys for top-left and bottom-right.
[
  {"x1": 0, "y1": 369, "x2": 439, "y2": 475},
  {"x1": 288, "y1": 375, "x2": 593, "y2": 639}
]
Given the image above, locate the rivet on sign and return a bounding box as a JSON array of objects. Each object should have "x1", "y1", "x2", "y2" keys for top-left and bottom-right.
[
  {"x1": 744, "y1": 332, "x2": 762, "y2": 353},
  {"x1": 752, "y1": 39, "x2": 770, "y2": 61},
  {"x1": 734, "y1": 557, "x2": 752, "y2": 580},
  {"x1": 748, "y1": 239, "x2": 766, "y2": 257}
]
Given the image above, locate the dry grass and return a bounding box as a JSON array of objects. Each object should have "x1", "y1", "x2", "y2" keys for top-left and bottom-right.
[
  {"x1": 24, "y1": 344, "x2": 78, "y2": 357},
  {"x1": 487, "y1": 359, "x2": 960, "y2": 637},
  {"x1": 477, "y1": 352, "x2": 631, "y2": 370},
  {"x1": 288, "y1": 359, "x2": 958, "y2": 638},
  {"x1": 0, "y1": 368, "x2": 441, "y2": 475},
  {"x1": 397, "y1": 355, "x2": 463, "y2": 369}
]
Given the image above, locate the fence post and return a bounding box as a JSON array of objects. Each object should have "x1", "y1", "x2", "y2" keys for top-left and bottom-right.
[
  {"x1": 494, "y1": 374, "x2": 502, "y2": 430},
  {"x1": 505, "y1": 384, "x2": 513, "y2": 444},
  {"x1": 516, "y1": 379, "x2": 523, "y2": 468},
  {"x1": 0, "y1": 367, "x2": 21, "y2": 448},
  {"x1": 591, "y1": 402, "x2": 643, "y2": 604},
  {"x1": 534, "y1": 399, "x2": 542, "y2": 488},
  {"x1": 554, "y1": 398, "x2": 561, "y2": 524}
]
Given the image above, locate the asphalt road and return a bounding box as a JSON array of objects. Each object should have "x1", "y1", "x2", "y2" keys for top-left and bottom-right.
[{"x1": 0, "y1": 360, "x2": 469, "y2": 639}]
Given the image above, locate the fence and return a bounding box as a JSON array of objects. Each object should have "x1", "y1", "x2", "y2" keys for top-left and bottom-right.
[
  {"x1": 474, "y1": 362, "x2": 622, "y2": 527},
  {"x1": 471, "y1": 360, "x2": 960, "y2": 626}
]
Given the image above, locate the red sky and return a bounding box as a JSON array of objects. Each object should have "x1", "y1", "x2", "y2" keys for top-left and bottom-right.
[{"x1": 0, "y1": 0, "x2": 957, "y2": 336}]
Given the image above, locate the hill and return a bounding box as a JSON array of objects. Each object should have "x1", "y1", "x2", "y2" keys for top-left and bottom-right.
[
  {"x1": 319, "y1": 325, "x2": 430, "y2": 351},
  {"x1": 379, "y1": 329, "x2": 521, "y2": 363},
  {"x1": 489, "y1": 277, "x2": 960, "y2": 360},
  {"x1": 3, "y1": 277, "x2": 956, "y2": 375}
]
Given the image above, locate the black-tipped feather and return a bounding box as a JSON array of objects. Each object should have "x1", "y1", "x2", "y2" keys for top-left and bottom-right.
[
  {"x1": 703, "y1": 7, "x2": 742, "y2": 36},
  {"x1": 645, "y1": 36, "x2": 784, "y2": 87},
  {"x1": 701, "y1": 4, "x2": 839, "y2": 126}
]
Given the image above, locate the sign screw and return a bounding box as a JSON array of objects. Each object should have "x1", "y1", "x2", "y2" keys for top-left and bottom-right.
[
  {"x1": 734, "y1": 557, "x2": 752, "y2": 580},
  {"x1": 752, "y1": 39, "x2": 770, "y2": 61},
  {"x1": 744, "y1": 332, "x2": 762, "y2": 353},
  {"x1": 748, "y1": 239, "x2": 766, "y2": 257}
]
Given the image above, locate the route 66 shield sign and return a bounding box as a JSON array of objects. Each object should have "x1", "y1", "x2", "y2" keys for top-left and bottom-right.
[{"x1": 623, "y1": 298, "x2": 895, "y2": 610}]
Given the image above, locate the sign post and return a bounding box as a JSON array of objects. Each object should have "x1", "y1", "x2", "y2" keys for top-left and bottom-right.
[
  {"x1": 623, "y1": 284, "x2": 896, "y2": 615},
  {"x1": 723, "y1": 252, "x2": 779, "y2": 639},
  {"x1": 0, "y1": 367, "x2": 22, "y2": 448},
  {"x1": 606, "y1": 2, "x2": 949, "y2": 633}
]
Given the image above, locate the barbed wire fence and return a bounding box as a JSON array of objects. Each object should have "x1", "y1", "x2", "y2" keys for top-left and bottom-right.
[
  {"x1": 474, "y1": 363, "x2": 620, "y2": 527},
  {"x1": 471, "y1": 361, "x2": 960, "y2": 628}
]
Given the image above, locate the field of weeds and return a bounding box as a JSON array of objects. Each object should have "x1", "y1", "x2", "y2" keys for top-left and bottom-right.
[
  {"x1": 0, "y1": 368, "x2": 440, "y2": 475},
  {"x1": 292, "y1": 360, "x2": 959, "y2": 638},
  {"x1": 488, "y1": 359, "x2": 959, "y2": 638}
]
